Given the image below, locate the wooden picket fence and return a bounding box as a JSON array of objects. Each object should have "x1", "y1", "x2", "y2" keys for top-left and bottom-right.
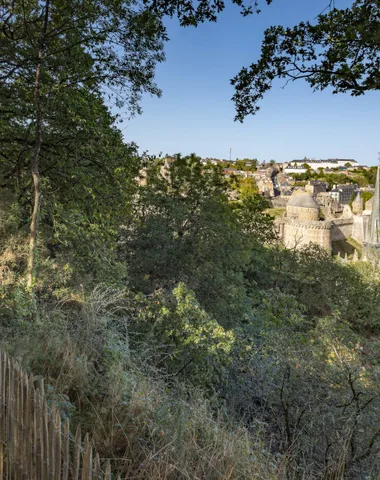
[{"x1": 0, "y1": 351, "x2": 116, "y2": 479}]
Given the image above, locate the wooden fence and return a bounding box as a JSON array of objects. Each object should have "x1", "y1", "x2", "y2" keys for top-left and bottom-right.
[{"x1": 0, "y1": 351, "x2": 116, "y2": 479}]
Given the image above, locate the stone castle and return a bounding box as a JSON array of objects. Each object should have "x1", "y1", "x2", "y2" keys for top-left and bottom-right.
[{"x1": 276, "y1": 166, "x2": 380, "y2": 260}]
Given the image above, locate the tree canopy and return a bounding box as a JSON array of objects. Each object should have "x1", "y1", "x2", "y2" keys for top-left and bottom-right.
[
  {"x1": 232, "y1": 0, "x2": 380, "y2": 120},
  {"x1": 145, "y1": 0, "x2": 272, "y2": 25},
  {"x1": 119, "y1": 154, "x2": 273, "y2": 325},
  {"x1": 0, "y1": 0, "x2": 167, "y2": 110}
]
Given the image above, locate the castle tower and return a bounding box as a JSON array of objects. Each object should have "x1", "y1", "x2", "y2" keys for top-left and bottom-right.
[
  {"x1": 352, "y1": 191, "x2": 363, "y2": 215},
  {"x1": 286, "y1": 192, "x2": 320, "y2": 221},
  {"x1": 279, "y1": 191, "x2": 331, "y2": 251},
  {"x1": 363, "y1": 164, "x2": 380, "y2": 260}
]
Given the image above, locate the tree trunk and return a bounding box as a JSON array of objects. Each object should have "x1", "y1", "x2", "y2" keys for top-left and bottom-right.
[
  {"x1": 26, "y1": 0, "x2": 50, "y2": 289},
  {"x1": 27, "y1": 72, "x2": 42, "y2": 288}
]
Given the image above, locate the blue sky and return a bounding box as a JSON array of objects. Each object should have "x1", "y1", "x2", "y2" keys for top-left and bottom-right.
[{"x1": 120, "y1": 0, "x2": 379, "y2": 165}]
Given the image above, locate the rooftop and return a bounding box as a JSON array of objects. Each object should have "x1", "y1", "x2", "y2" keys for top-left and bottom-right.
[
  {"x1": 288, "y1": 192, "x2": 319, "y2": 209},
  {"x1": 289, "y1": 158, "x2": 357, "y2": 164}
]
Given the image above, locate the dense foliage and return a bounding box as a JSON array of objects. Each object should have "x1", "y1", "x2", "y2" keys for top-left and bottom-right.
[
  {"x1": 1, "y1": 1, "x2": 380, "y2": 478},
  {"x1": 2, "y1": 152, "x2": 380, "y2": 478}
]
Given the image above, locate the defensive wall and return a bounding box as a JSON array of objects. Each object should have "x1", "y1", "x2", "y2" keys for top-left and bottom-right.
[
  {"x1": 280, "y1": 219, "x2": 332, "y2": 251},
  {"x1": 352, "y1": 214, "x2": 370, "y2": 244},
  {"x1": 330, "y1": 218, "x2": 354, "y2": 242}
]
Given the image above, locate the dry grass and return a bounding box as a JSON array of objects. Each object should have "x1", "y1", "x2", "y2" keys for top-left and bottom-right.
[
  {"x1": 0, "y1": 285, "x2": 282, "y2": 480},
  {"x1": 87, "y1": 374, "x2": 281, "y2": 480}
]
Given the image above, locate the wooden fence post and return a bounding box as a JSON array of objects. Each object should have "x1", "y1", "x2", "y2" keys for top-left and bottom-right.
[
  {"x1": 55, "y1": 408, "x2": 62, "y2": 480},
  {"x1": 104, "y1": 459, "x2": 112, "y2": 480},
  {"x1": 0, "y1": 352, "x2": 5, "y2": 479},
  {"x1": 62, "y1": 418, "x2": 70, "y2": 480},
  {"x1": 0, "y1": 351, "x2": 117, "y2": 479},
  {"x1": 6, "y1": 356, "x2": 14, "y2": 479},
  {"x1": 82, "y1": 433, "x2": 93, "y2": 480},
  {"x1": 73, "y1": 425, "x2": 82, "y2": 480}
]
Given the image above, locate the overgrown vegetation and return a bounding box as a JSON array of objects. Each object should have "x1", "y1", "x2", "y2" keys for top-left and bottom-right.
[
  {"x1": 1, "y1": 0, "x2": 380, "y2": 478},
  {"x1": 1, "y1": 154, "x2": 379, "y2": 478}
]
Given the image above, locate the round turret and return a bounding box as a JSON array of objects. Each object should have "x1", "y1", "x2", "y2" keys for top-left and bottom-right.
[
  {"x1": 352, "y1": 191, "x2": 363, "y2": 214},
  {"x1": 286, "y1": 192, "x2": 320, "y2": 221}
]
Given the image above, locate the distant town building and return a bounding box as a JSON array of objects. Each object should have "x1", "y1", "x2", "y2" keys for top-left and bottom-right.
[
  {"x1": 273, "y1": 171, "x2": 292, "y2": 196},
  {"x1": 284, "y1": 166, "x2": 309, "y2": 174},
  {"x1": 284, "y1": 158, "x2": 358, "y2": 174},
  {"x1": 317, "y1": 192, "x2": 343, "y2": 218},
  {"x1": 305, "y1": 180, "x2": 328, "y2": 195},
  {"x1": 223, "y1": 168, "x2": 250, "y2": 178},
  {"x1": 329, "y1": 184, "x2": 359, "y2": 205},
  {"x1": 201, "y1": 158, "x2": 227, "y2": 165}
]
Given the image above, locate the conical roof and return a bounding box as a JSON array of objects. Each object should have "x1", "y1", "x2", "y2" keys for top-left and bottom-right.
[
  {"x1": 288, "y1": 192, "x2": 319, "y2": 209},
  {"x1": 353, "y1": 191, "x2": 362, "y2": 204}
]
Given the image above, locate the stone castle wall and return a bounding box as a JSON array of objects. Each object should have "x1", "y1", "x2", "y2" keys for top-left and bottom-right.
[
  {"x1": 283, "y1": 219, "x2": 331, "y2": 251},
  {"x1": 330, "y1": 218, "x2": 354, "y2": 242},
  {"x1": 352, "y1": 214, "x2": 370, "y2": 244},
  {"x1": 286, "y1": 205, "x2": 319, "y2": 221}
]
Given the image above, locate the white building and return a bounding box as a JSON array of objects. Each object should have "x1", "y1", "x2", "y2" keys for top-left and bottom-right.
[
  {"x1": 285, "y1": 158, "x2": 358, "y2": 174},
  {"x1": 284, "y1": 166, "x2": 308, "y2": 174}
]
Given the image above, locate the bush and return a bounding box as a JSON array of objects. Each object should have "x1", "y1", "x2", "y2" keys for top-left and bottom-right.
[{"x1": 0, "y1": 285, "x2": 281, "y2": 479}]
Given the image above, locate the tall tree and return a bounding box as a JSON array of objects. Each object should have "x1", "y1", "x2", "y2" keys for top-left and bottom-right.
[
  {"x1": 0, "y1": 0, "x2": 166, "y2": 286},
  {"x1": 120, "y1": 154, "x2": 252, "y2": 325},
  {"x1": 0, "y1": 84, "x2": 141, "y2": 286}
]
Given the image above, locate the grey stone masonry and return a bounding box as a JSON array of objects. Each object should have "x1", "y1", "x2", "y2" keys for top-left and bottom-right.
[{"x1": 366, "y1": 166, "x2": 380, "y2": 245}]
